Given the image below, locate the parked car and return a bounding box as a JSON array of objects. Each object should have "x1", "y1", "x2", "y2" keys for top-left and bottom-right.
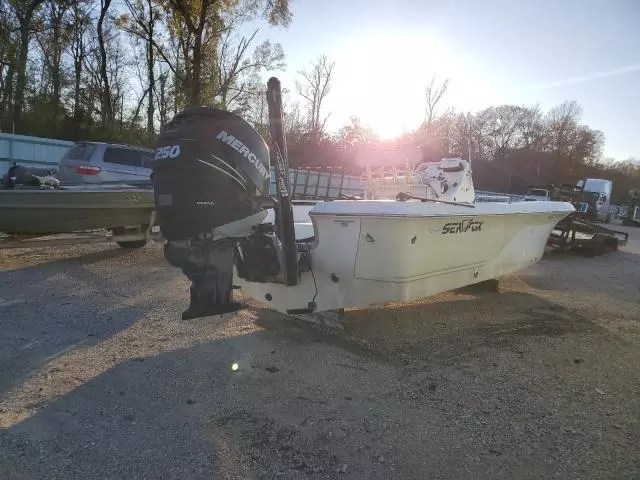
[{"x1": 57, "y1": 141, "x2": 155, "y2": 184}]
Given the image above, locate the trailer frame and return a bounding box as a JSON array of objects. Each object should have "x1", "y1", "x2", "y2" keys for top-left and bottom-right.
[
  {"x1": 548, "y1": 212, "x2": 628, "y2": 256},
  {"x1": 0, "y1": 212, "x2": 161, "y2": 250}
]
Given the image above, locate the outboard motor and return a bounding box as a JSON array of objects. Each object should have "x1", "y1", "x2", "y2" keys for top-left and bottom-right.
[
  {"x1": 3, "y1": 162, "x2": 59, "y2": 189},
  {"x1": 152, "y1": 107, "x2": 272, "y2": 319}
]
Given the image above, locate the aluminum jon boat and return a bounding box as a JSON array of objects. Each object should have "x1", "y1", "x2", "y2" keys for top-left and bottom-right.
[{"x1": 0, "y1": 174, "x2": 155, "y2": 236}]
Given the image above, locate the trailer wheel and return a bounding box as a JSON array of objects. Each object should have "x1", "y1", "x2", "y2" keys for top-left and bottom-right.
[
  {"x1": 112, "y1": 226, "x2": 149, "y2": 249},
  {"x1": 117, "y1": 239, "x2": 148, "y2": 249}
]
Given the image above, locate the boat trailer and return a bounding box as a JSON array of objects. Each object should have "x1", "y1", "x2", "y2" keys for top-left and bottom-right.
[
  {"x1": 0, "y1": 212, "x2": 160, "y2": 250},
  {"x1": 621, "y1": 189, "x2": 640, "y2": 227},
  {"x1": 547, "y1": 212, "x2": 628, "y2": 256}
]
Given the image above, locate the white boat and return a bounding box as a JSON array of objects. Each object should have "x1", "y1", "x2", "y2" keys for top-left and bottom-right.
[
  {"x1": 151, "y1": 79, "x2": 575, "y2": 319},
  {"x1": 235, "y1": 164, "x2": 574, "y2": 314}
]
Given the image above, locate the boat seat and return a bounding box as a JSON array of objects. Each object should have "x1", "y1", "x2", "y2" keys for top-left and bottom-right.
[{"x1": 262, "y1": 205, "x2": 316, "y2": 241}]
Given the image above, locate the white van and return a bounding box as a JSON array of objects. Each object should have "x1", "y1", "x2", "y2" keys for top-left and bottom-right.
[{"x1": 57, "y1": 141, "x2": 155, "y2": 184}]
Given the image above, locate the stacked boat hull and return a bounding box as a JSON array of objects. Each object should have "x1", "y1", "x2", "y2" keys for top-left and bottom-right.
[{"x1": 0, "y1": 184, "x2": 155, "y2": 235}]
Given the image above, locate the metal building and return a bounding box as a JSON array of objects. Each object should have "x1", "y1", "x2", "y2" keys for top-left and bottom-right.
[{"x1": 0, "y1": 133, "x2": 73, "y2": 178}]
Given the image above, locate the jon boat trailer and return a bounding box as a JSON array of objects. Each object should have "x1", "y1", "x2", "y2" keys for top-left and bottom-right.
[
  {"x1": 0, "y1": 212, "x2": 160, "y2": 250},
  {"x1": 528, "y1": 183, "x2": 628, "y2": 256},
  {"x1": 621, "y1": 189, "x2": 640, "y2": 227}
]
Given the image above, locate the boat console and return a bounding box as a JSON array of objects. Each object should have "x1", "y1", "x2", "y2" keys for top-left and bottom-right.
[{"x1": 360, "y1": 157, "x2": 476, "y2": 204}]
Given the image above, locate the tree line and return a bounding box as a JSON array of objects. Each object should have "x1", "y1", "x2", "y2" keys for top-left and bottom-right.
[
  {"x1": 0, "y1": 0, "x2": 638, "y2": 202},
  {"x1": 0, "y1": 0, "x2": 292, "y2": 143}
]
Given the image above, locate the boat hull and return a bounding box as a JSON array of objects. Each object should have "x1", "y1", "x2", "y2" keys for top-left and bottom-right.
[
  {"x1": 235, "y1": 200, "x2": 575, "y2": 313},
  {"x1": 0, "y1": 187, "x2": 155, "y2": 234}
]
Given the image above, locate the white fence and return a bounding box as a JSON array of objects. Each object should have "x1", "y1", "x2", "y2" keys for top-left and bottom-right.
[
  {"x1": 269, "y1": 168, "x2": 364, "y2": 198},
  {"x1": 270, "y1": 169, "x2": 525, "y2": 201}
]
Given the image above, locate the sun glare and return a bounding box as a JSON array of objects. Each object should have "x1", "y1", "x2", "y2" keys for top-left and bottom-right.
[{"x1": 326, "y1": 30, "x2": 491, "y2": 139}]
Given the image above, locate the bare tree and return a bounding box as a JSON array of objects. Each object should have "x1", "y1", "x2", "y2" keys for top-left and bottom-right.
[
  {"x1": 160, "y1": 0, "x2": 291, "y2": 107},
  {"x1": 67, "y1": 0, "x2": 92, "y2": 121},
  {"x1": 155, "y1": 67, "x2": 170, "y2": 127},
  {"x1": 9, "y1": 0, "x2": 46, "y2": 125},
  {"x1": 34, "y1": 0, "x2": 74, "y2": 123},
  {"x1": 516, "y1": 104, "x2": 545, "y2": 151},
  {"x1": 295, "y1": 54, "x2": 335, "y2": 143},
  {"x1": 213, "y1": 28, "x2": 285, "y2": 111},
  {"x1": 0, "y1": 2, "x2": 18, "y2": 123},
  {"x1": 545, "y1": 100, "x2": 583, "y2": 156},
  {"x1": 337, "y1": 116, "x2": 378, "y2": 146},
  {"x1": 424, "y1": 74, "x2": 449, "y2": 127},
  {"x1": 281, "y1": 88, "x2": 306, "y2": 143},
  {"x1": 84, "y1": 9, "x2": 129, "y2": 130},
  {"x1": 117, "y1": 0, "x2": 161, "y2": 137},
  {"x1": 163, "y1": 0, "x2": 214, "y2": 106},
  {"x1": 97, "y1": 0, "x2": 113, "y2": 125}
]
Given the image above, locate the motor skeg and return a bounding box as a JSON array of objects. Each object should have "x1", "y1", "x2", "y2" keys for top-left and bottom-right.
[{"x1": 151, "y1": 107, "x2": 271, "y2": 241}]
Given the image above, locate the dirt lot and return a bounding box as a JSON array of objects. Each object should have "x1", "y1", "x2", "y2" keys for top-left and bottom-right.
[{"x1": 0, "y1": 227, "x2": 639, "y2": 480}]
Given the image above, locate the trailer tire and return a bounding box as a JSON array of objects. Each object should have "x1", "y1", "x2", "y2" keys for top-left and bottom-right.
[
  {"x1": 117, "y1": 239, "x2": 148, "y2": 249},
  {"x1": 112, "y1": 226, "x2": 149, "y2": 249}
]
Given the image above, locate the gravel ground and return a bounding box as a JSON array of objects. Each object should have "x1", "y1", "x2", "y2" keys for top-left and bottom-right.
[{"x1": 0, "y1": 226, "x2": 639, "y2": 480}]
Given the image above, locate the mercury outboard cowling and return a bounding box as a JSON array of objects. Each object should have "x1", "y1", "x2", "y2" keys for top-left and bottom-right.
[
  {"x1": 152, "y1": 107, "x2": 271, "y2": 319},
  {"x1": 153, "y1": 107, "x2": 270, "y2": 241}
]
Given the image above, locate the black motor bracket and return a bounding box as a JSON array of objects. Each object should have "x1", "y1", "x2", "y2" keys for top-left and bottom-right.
[{"x1": 265, "y1": 77, "x2": 299, "y2": 286}]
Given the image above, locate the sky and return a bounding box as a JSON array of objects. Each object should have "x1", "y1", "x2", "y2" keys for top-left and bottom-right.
[{"x1": 237, "y1": 0, "x2": 640, "y2": 161}]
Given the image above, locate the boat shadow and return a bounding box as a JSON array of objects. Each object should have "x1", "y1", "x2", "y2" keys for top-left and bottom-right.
[
  {"x1": 0, "y1": 245, "x2": 183, "y2": 398},
  {"x1": 0, "y1": 295, "x2": 628, "y2": 480},
  {"x1": 0, "y1": 318, "x2": 371, "y2": 479},
  {"x1": 287, "y1": 289, "x2": 612, "y2": 367},
  {"x1": 0, "y1": 242, "x2": 164, "y2": 272},
  {"x1": 0, "y1": 329, "x2": 270, "y2": 479}
]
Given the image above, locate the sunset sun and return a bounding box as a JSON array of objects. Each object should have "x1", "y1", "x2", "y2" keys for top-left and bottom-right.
[{"x1": 326, "y1": 30, "x2": 469, "y2": 139}]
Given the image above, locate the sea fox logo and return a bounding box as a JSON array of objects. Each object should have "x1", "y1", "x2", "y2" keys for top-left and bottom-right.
[
  {"x1": 441, "y1": 219, "x2": 483, "y2": 234},
  {"x1": 216, "y1": 130, "x2": 270, "y2": 182}
]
